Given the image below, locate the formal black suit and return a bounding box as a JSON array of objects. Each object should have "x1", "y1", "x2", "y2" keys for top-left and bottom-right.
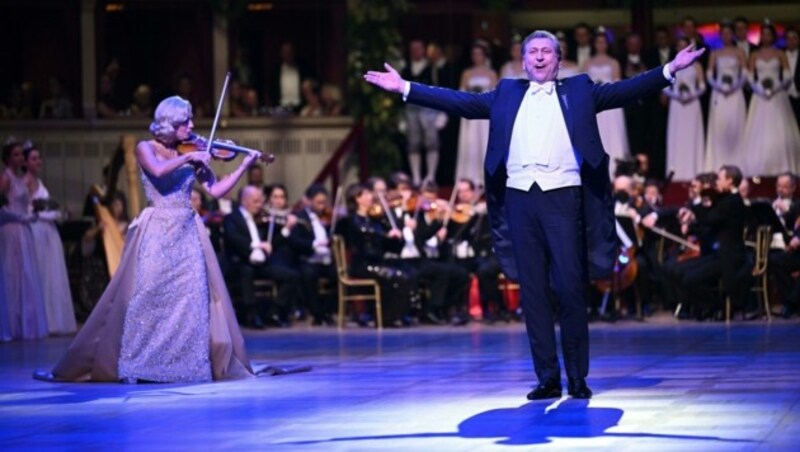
[
  {"x1": 223, "y1": 209, "x2": 301, "y2": 322},
  {"x1": 269, "y1": 61, "x2": 314, "y2": 111},
  {"x1": 406, "y1": 65, "x2": 672, "y2": 384},
  {"x1": 787, "y1": 48, "x2": 800, "y2": 127},
  {"x1": 645, "y1": 46, "x2": 676, "y2": 178},
  {"x1": 674, "y1": 193, "x2": 750, "y2": 313},
  {"x1": 290, "y1": 208, "x2": 337, "y2": 323}
]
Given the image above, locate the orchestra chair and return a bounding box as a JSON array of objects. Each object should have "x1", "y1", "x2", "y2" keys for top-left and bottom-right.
[
  {"x1": 722, "y1": 225, "x2": 772, "y2": 322},
  {"x1": 331, "y1": 235, "x2": 383, "y2": 329}
]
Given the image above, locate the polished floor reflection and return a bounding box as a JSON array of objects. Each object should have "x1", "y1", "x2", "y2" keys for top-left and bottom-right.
[{"x1": 1, "y1": 316, "x2": 798, "y2": 450}]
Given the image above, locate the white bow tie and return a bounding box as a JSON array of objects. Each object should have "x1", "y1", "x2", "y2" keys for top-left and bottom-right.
[{"x1": 530, "y1": 81, "x2": 555, "y2": 95}]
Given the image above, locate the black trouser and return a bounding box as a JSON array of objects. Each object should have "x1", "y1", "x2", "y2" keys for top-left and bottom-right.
[
  {"x1": 352, "y1": 263, "x2": 417, "y2": 323},
  {"x1": 299, "y1": 262, "x2": 337, "y2": 320},
  {"x1": 506, "y1": 185, "x2": 589, "y2": 384},
  {"x1": 770, "y1": 249, "x2": 800, "y2": 309},
  {"x1": 454, "y1": 256, "x2": 504, "y2": 316},
  {"x1": 235, "y1": 262, "x2": 301, "y2": 316},
  {"x1": 671, "y1": 254, "x2": 750, "y2": 311},
  {"x1": 410, "y1": 259, "x2": 470, "y2": 313}
]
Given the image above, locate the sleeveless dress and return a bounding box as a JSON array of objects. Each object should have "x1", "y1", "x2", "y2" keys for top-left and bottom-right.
[
  {"x1": 665, "y1": 64, "x2": 706, "y2": 181},
  {"x1": 49, "y1": 159, "x2": 253, "y2": 382},
  {"x1": 0, "y1": 169, "x2": 48, "y2": 340},
  {"x1": 30, "y1": 179, "x2": 77, "y2": 335},
  {"x1": 586, "y1": 63, "x2": 630, "y2": 176},
  {"x1": 455, "y1": 74, "x2": 493, "y2": 184},
  {"x1": 704, "y1": 55, "x2": 747, "y2": 172},
  {"x1": 742, "y1": 57, "x2": 800, "y2": 176}
]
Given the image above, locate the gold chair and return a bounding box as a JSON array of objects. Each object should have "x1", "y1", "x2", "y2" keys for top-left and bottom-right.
[
  {"x1": 749, "y1": 225, "x2": 772, "y2": 321},
  {"x1": 724, "y1": 225, "x2": 772, "y2": 322},
  {"x1": 331, "y1": 235, "x2": 383, "y2": 329}
]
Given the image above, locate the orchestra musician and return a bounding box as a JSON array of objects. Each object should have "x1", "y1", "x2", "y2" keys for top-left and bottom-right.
[
  {"x1": 444, "y1": 178, "x2": 508, "y2": 323},
  {"x1": 408, "y1": 180, "x2": 471, "y2": 325},
  {"x1": 768, "y1": 172, "x2": 800, "y2": 318},
  {"x1": 670, "y1": 166, "x2": 750, "y2": 320},
  {"x1": 223, "y1": 185, "x2": 302, "y2": 329},
  {"x1": 289, "y1": 183, "x2": 338, "y2": 326},
  {"x1": 335, "y1": 182, "x2": 417, "y2": 327}
]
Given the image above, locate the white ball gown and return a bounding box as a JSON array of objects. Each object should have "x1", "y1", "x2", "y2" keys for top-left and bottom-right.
[
  {"x1": 455, "y1": 74, "x2": 493, "y2": 184},
  {"x1": 704, "y1": 55, "x2": 747, "y2": 171},
  {"x1": 741, "y1": 57, "x2": 800, "y2": 176},
  {"x1": 586, "y1": 62, "x2": 630, "y2": 176},
  {"x1": 48, "y1": 156, "x2": 253, "y2": 382},
  {"x1": 30, "y1": 179, "x2": 77, "y2": 335},
  {"x1": 665, "y1": 64, "x2": 706, "y2": 181},
  {"x1": 0, "y1": 169, "x2": 48, "y2": 340}
]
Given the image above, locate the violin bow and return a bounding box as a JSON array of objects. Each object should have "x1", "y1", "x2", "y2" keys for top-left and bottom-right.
[
  {"x1": 329, "y1": 186, "x2": 343, "y2": 234},
  {"x1": 375, "y1": 191, "x2": 400, "y2": 231},
  {"x1": 207, "y1": 71, "x2": 232, "y2": 153}
]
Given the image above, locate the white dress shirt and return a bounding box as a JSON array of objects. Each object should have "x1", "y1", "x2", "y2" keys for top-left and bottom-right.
[
  {"x1": 307, "y1": 209, "x2": 332, "y2": 265},
  {"x1": 240, "y1": 206, "x2": 266, "y2": 264},
  {"x1": 506, "y1": 81, "x2": 582, "y2": 192},
  {"x1": 659, "y1": 47, "x2": 671, "y2": 65}
]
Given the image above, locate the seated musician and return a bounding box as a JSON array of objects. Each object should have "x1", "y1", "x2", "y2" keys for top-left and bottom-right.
[
  {"x1": 335, "y1": 183, "x2": 417, "y2": 327},
  {"x1": 670, "y1": 166, "x2": 750, "y2": 320},
  {"x1": 222, "y1": 185, "x2": 301, "y2": 328},
  {"x1": 290, "y1": 183, "x2": 338, "y2": 326},
  {"x1": 768, "y1": 172, "x2": 800, "y2": 318},
  {"x1": 611, "y1": 175, "x2": 661, "y2": 317},
  {"x1": 391, "y1": 177, "x2": 470, "y2": 326},
  {"x1": 445, "y1": 178, "x2": 507, "y2": 323}
]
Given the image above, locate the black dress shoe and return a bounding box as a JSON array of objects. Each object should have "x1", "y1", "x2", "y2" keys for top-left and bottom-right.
[
  {"x1": 567, "y1": 378, "x2": 593, "y2": 399},
  {"x1": 526, "y1": 381, "x2": 562, "y2": 400}
]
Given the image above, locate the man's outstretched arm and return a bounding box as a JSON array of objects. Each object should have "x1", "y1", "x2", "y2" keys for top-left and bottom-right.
[
  {"x1": 364, "y1": 62, "x2": 495, "y2": 119},
  {"x1": 592, "y1": 44, "x2": 705, "y2": 112}
]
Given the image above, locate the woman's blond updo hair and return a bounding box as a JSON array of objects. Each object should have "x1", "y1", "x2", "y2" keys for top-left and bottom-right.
[{"x1": 149, "y1": 95, "x2": 192, "y2": 142}]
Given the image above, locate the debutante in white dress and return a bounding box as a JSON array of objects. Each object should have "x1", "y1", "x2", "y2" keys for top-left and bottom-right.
[
  {"x1": 455, "y1": 75, "x2": 493, "y2": 184},
  {"x1": 705, "y1": 55, "x2": 747, "y2": 172},
  {"x1": 665, "y1": 64, "x2": 706, "y2": 180},
  {"x1": 0, "y1": 169, "x2": 48, "y2": 340},
  {"x1": 741, "y1": 57, "x2": 800, "y2": 176},
  {"x1": 586, "y1": 63, "x2": 630, "y2": 176},
  {"x1": 30, "y1": 179, "x2": 77, "y2": 335}
]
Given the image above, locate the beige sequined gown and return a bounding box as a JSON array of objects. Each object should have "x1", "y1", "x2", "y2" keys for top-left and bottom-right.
[{"x1": 50, "y1": 162, "x2": 253, "y2": 382}]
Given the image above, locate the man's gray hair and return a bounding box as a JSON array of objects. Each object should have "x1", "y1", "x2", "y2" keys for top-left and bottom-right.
[{"x1": 521, "y1": 30, "x2": 562, "y2": 61}]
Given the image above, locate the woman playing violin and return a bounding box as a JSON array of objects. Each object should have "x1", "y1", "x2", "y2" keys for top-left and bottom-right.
[{"x1": 38, "y1": 96, "x2": 260, "y2": 383}]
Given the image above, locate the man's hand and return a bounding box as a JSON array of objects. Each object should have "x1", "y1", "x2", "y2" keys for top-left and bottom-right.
[
  {"x1": 788, "y1": 236, "x2": 800, "y2": 251},
  {"x1": 259, "y1": 242, "x2": 273, "y2": 255},
  {"x1": 387, "y1": 228, "x2": 402, "y2": 239},
  {"x1": 363, "y1": 63, "x2": 406, "y2": 94},
  {"x1": 668, "y1": 43, "x2": 706, "y2": 76},
  {"x1": 436, "y1": 227, "x2": 447, "y2": 242}
]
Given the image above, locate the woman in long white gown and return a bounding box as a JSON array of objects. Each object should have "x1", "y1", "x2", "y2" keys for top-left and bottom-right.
[
  {"x1": 0, "y1": 141, "x2": 48, "y2": 341},
  {"x1": 705, "y1": 23, "x2": 748, "y2": 172},
  {"x1": 663, "y1": 37, "x2": 706, "y2": 181},
  {"x1": 741, "y1": 24, "x2": 800, "y2": 176},
  {"x1": 455, "y1": 42, "x2": 497, "y2": 185},
  {"x1": 24, "y1": 144, "x2": 77, "y2": 335},
  {"x1": 582, "y1": 30, "x2": 630, "y2": 177}
]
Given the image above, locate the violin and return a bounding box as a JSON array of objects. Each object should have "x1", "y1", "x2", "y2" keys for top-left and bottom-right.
[{"x1": 177, "y1": 133, "x2": 275, "y2": 165}]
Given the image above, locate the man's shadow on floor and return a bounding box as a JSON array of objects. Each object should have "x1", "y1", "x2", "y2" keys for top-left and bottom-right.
[{"x1": 280, "y1": 398, "x2": 755, "y2": 447}]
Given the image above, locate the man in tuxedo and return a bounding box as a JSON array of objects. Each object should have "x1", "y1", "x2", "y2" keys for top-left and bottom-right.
[
  {"x1": 401, "y1": 39, "x2": 439, "y2": 184},
  {"x1": 734, "y1": 17, "x2": 758, "y2": 59},
  {"x1": 223, "y1": 185, "x2": 301, "y2": 328},
  {"x1": 785, "y1": 28, "x2": 800, "y2": 127},
  {"x1": 619, "y1": 33, "x2": 651, "y2": 161},
  {"x1": 645, "y1": 27, "x2": 676, "y2": 178},
  {"x1": 270, "y1": 42, "x2": 313, "y2": 113},
  {"x1": 365, "y1": 30, "x2": 704, "y2": 400},
  {"x1": 570, "y1": 22, "x2": 594, "y2": 69}
]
